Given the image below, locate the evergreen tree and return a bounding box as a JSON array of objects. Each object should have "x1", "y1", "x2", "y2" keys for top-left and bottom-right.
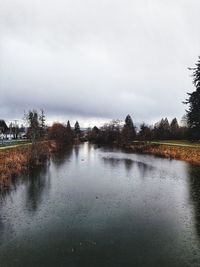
[
  {"x1": 184, "y1": 57, "x2": 200, "y2": 139},
  {"x1": 121, "y1": 115, "x2": 136, "y2": 144},
  {"x1": 125, "y1": 115, "x2": 134, "y2": 128},
  {"x1": 39, "y1": 109, "x2": 45, "y2": 128},
  {"x1": 24, "y1": 109, "x2": 46, "y2": 141},
  {"x1": 170, "y1": 118, "x2": 179, "y2": 139},
  {"x1": 66, "y1": 120, "x2": 73, "y2": 142},
  {"x1": 163, "y1": 118, "x2": 170, "y2": 139},
  {"x1": 67, "y1": 120, "x2": 72, "y2": 131},
  {"x1": 26, "y1": 110, "x2": 40, "y2": 143},
  {"x1": 39, "y1": 109, "x2": 46, "y2": 138},
  {"x1": 154, "y1": 118, "x2": 170, "y2": 140},
  {"x1": 138, "y1": 123, "x2": 152, "y2": 141},
  {"x1": 74, "y1": 121, "x2": 81, "y2": 135}
]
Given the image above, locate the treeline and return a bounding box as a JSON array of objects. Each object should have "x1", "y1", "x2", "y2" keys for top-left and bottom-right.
[
  {"x1": 87, "y1": 115, "x2": 187, "y2": 146},
  {"x1": 25, "y1": 109, "x2": 82, "y2": 144},
  {"x1": 48, "y1": 121, "x2": 81, "y2": 144},
  {"x1": 0, "y1": 111, "x2": 84, "y2": 185},
  {"x1": 20, "y1": 54, "x2": 200, "y2": 147},
  {"x1": 184, "y1": 56, "x2": 200, "y2": 141},
  {"x1": 89, "y1": 55, "x2": 200, "y2": 145},
  {"x1": 138, "y1": 118, "x2": 187, "y2": 141}
]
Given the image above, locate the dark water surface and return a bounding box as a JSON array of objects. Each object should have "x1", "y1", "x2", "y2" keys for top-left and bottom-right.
[{"x1": 1, "y1": 142, "x2": 200, "y2": 267}]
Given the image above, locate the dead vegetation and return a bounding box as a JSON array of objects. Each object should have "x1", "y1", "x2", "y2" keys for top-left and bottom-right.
[
  {"x1": 129, "y1": 143, "x2": 200, "y2": 165},
  {"x1": 0, "y1": 142, "x2": 51, "y2": 188}
]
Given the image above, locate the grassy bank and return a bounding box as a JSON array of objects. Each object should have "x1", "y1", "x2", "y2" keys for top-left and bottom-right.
[
  {"x1": 0, "y1": 141, "x2": 57, "y2": 188},
  {"x1": 0, "y1": 140, "x2": 31, "y2": 149},
  {"x1": 129, "y1": 142, "x2": 200, "y2": 165}
]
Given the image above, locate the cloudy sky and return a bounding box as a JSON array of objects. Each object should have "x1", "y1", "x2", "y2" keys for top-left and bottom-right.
[{"x1": 0, "y1": 0, "x2": 199, "y2": 127}]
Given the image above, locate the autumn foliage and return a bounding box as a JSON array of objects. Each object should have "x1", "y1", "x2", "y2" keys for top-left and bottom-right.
[{"x1": 48, "y1": 123, "x2": 73, "y2": 144}]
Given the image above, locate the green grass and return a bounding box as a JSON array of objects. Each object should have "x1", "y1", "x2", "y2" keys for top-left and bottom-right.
[
  {"x1": 0, "y1": 140, "x2": 31, "y2": 150},
  {"x1": 156, "y1": 140, "x2": 199, "y2": 145},
  {"x1": 152, "y1": 140, "x2": 200, "y2": 147},
  {"x1": 133, "y1": 140, "x2": 200, "y2": 148}
]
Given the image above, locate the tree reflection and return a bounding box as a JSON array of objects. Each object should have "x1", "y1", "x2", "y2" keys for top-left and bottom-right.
[
  {"x1": 0, "y1": 175, "x2": 26, "y2": 239},
  {"x1": 0, "y1": 175, "x2": 22, "y2": 205},
  {"x1": 136, "y1": 161, "x2": 156, "y2": 177},
  {"x1": 24, "y1": 164, "x2": 51, "y2": 213},
  {"x1": 102, "y1": 156, "x2": 155, "y2": 176},
  {"x1": 0, "y1": 199, "x2": 5, "y2": 240},
  {"x1": 74, "y1": 145, "x2": 80, "y2": 160},
  {"x1": 188, "y1": 164, "x2": 200, "y2": 240},
  {"x1": 102, "y1": 157, "x2": 122, "y2": 168},
  {"x1": 123, "y1": 159, "x2": 134, "y2": 172},
  {"x1": 51, "y1": 146, "x2": 73, "y2": 168}
]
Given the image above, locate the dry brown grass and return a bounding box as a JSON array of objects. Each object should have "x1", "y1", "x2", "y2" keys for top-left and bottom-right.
[
  {"x1": 0, "y1": 147, "x2": 28, "y2": 187},
  {"x1": 0, "y1": 142, "x2": 51, "y2": 188},
  {"x1": 130, "y1": 143, "x2": 200, "y2": 165},
  {"x1": 48, "y1": 140, "x2": 60, "y2": 152}
]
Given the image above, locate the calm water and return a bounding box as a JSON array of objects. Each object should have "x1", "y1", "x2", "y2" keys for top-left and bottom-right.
[{"x1": 1, "y1": 142, "x2": 200, "y2": 267}]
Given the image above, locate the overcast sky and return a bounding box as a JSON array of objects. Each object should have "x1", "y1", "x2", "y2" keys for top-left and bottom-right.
[{"x1": 0, "y1": 0, "x2": 199, "y2": 127}]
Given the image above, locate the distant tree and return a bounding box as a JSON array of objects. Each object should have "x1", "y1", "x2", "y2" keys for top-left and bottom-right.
[
  {"x1": 92, "y1": 126, "x2": 99, "y2": 134},
  {"x1": 25, "y1": 110, "x2": 40, "y2": 143},
  {"x1": 99, "y1": 120, "x2": 122, "y2": 145},
  {"x1": 48, "y1": 123, "x2": 69, "y2": 143},
  {"x1": 0, "y1": 120, "x2": 8, "y2": 135},
  {"x1": 74, "y1": 121, "x2": 81, "y2": 136},
  {"x1": 8, "y1": 121, "x2": 19, "y2": 139},
  {"x1": 66, "y1": 120, "x2": 71, "y2": 130},
  {"x1": 170, "y1": 118, "x2": 180, "y2": 139},
  {"x1": 66, "y1": 120, "x2": 73, "y2": 142},
  {"x1": 13, "y1": 123, "x2": 19, "y2": 139},
  {"x1": 39, "y1": 109, "x2": 46, "y2": 138},
  {"x1": 125, "y1": 115, "x2": 134, "y2": 129},
  {"x1": 88, "y1": 126, "x2": 100, "y2": 142},
  {"x1": 138, "y1": 123, "x2": 152, "y2": 141},
  {"x1": 163, "y1": 118, "x2": 170, "y2": 139},
  {"x1": 153, "y1": 118, "x2": 170, "y2": 140},
  {"x1": 39, "y1": 109, "x2": 45, "y2": 128},
  {"x1": 184, "y1": 57, "x2": 200, "y2": 140},
  {"x1": 25, "y1": 109, "x2": 46, "y2": 141},
  {"x1": 121, "y1": 115, "x2": 136, "y2": 145}
]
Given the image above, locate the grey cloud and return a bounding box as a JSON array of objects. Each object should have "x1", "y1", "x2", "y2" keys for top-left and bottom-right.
[{"x1": 0, "y1": 0, "x2": 199, "y2": 125}]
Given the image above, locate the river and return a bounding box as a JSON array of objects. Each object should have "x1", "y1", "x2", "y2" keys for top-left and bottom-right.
[{"x1": 0, "y1": 142, "x2": 200, "y2": 266}]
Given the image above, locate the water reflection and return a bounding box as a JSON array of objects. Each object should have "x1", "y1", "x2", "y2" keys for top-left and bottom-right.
[
  {"x1": 0, "y1": 201, "x2": 5, "y2": 240},
  {"x1": 102, "y1": 156, "x2": 156, "y2": 176},
  {"x1": 188, "y1": 165, "x2": 200, "y2": 240},
  {"x1": 0, "y1": 175, "x2": 21, "y2": 200},
  {"x1": 136, "y1": 161, "x2": 156, "y2": 177},
  {"x1": 74, "y1": 145, "x2": 80, "y2": 160},
  {"x1": 24, "y1": 164, "x2": 51, "y2": 213},
  {"x1": 0, "y1": 177, "x2": 23, "y2": 239},
  {"x1": 124, "y1": 158, "x2": 134, "y2": 172},
  {"x1": 1, "y1": 144, "x2": 200, "y2": 266},
  {"x1": 51, "y1": 146, "x2": 73, "y2": 168}
]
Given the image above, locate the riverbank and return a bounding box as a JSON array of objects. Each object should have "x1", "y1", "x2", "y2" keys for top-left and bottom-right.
[
  {"x1": 0, "y1": 141, "x2": 59, "y2": 188},
  {"x1": 127, "y1": 142, "x2": 200, "y2": 165}
]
